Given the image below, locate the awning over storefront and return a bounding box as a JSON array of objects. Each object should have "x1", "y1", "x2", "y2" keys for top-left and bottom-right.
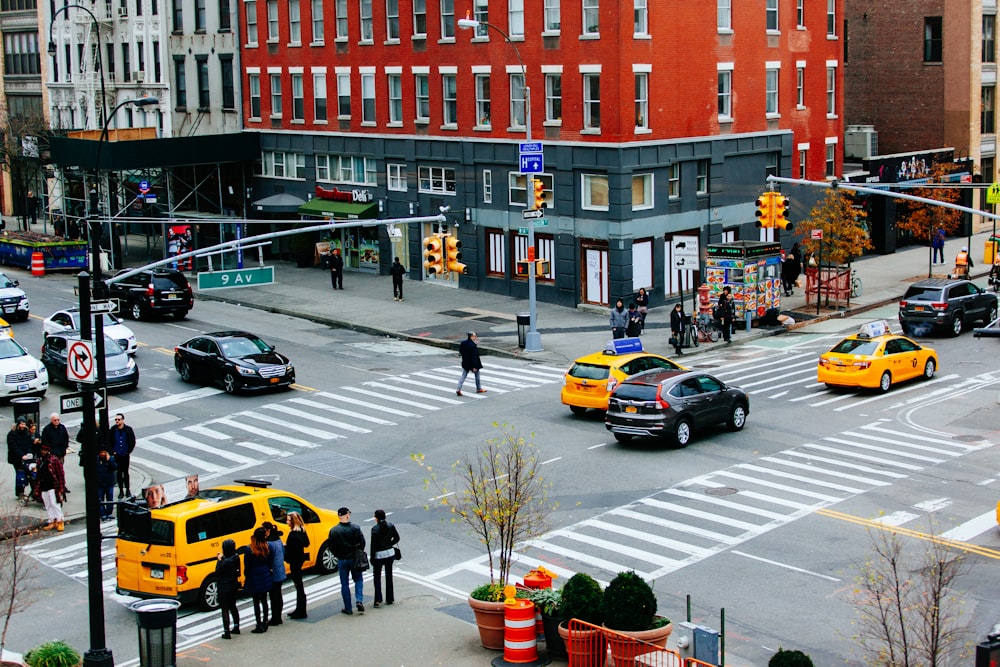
[
  {"x1": 253, "y1": 193, "x2": 307, "y2": 213},
  {"x1": 298, "y1": 198, "x2": 377, "y2": 219}
]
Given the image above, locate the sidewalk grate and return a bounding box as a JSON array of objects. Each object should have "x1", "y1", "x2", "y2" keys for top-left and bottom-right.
[{"x1": 281, "y1": 450, "x2": 405, "y2": 482}]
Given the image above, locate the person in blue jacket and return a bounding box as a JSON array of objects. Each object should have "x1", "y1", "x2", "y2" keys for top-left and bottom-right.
[{"x1": 244, "y1": 527, "x2": 275, "y2": 633}]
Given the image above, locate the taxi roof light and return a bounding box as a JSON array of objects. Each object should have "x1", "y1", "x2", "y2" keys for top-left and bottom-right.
[
  {"x1": 234, "y1": 478, "x2": 273, "y2": 488},
  {"x1": 603, "y1": 338, "x2": 644, "y2": 355}
]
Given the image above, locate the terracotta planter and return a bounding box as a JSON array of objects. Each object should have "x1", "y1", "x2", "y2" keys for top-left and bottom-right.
[
  {"x1": 559, "y1": 621, "x2": 608, "y2": 667},
  {"x1": 467, "y1": 596, "x2": 506, "y2": 650},
  {"x1": 604, "y1": 620, "x2": 673, "y2": 667}
]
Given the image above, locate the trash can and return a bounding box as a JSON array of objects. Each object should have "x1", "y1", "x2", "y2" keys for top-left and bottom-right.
[
  {"x1": 516, "y1": 312, "x2": 531, "y2": 349},
  {"x1": 986, "y1": 239, "x2": 998, "y2": 265},
  {"x1": 131, "y1": 599, "x2": 181, "y2": 667},
  {"x1": 11, "y1": 396, "x2": 41, "y2": 429},
  {"x1": 682, "y1": 315, "x2": 693, "y2": 347}
]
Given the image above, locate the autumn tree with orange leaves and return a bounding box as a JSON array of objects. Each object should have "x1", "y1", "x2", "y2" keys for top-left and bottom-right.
[
  {"x1": 895, "y1": 163, "x2": 964, "y2": 243},
  {"x1": 798, "y1": 189, "x2": 872, "y2": 266}
]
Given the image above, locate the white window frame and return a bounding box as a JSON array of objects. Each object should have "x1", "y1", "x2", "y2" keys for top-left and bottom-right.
[
  {"x1": 543, "y1": 0, "x2": 560, "y2": 33},
  {"x1": 335, "y1": 0, "x2": 348, "y2": 39},
  {"x1": 634, "y1": 0, "x2": 648, "y2": 36},
  {"x1": 717, "y1": 0, "x2": 730, "y2": 32},
  {"x1": 483, "y1": 169, "x2": 492, "y2": 203},
  {"x1": 475, "y1": 73, "x2": 491, "y2": 127},
  {"x1": 472, "y1": 0, "x2": 488, "y2": 37},
  {"x1": 360, "y1": 70, "x2": 376, "y2": 124},
  {"x1": 313, "y1": 71, "x2": 327, "y2": 121},
  {"x1": 765, "y1": 66, "x2": 779, "y2": 116},
  {"x1": 418, "y1": 165, "x2": 457, "y2": 194},
  {"x1": 667, "y1": 163, "x2": 679, "y2": 199},
  {"x1": 291, "y1": 72, "x2": 304, "y2": 121},
  {"x1": 337, "y1": 70, "x2": 351, "y2": 117},
  {"x1": 508, "y1": 0, "x2": 524, "y2": 37},
  {"x1": 288, "y1": 0, "x2": 301, "y2": 44},
  {"x1": 414, "y1": 71, "x2": 430, "y2": 121},
  {"x1": 386, "y1": 0, "x2": 399, "y2": 41},
  {"x1": 510, "y1": 71, "x2": 526, "y2": 129},
  {"x1": 442, "y1": 72, "x2": 457, "y2": 126},
  {"x1": 582, "y1": 0, "x2": 599, "y2": 35},
  {"x1": 632, "y1": 173, "x2": 653, "y2": 211},
  {"x1": 261, "y1": 150, "x2": 305, "y2": 179},
  {"x1": 827, "y1": 0, "x2": 836, "y2": 36},
  {"x1": 766, "y1": 0, "x2": 778, "y2": 32},
  {"x1": 582, "y1": 173, "x2": 609, "y2": 211},
  {"x1": 717, "y1": 64, "x2": 733, "y2": 120},
  {"x1": 311, "y1": 0, "x2": 323, "y2": 43},
  {"x1": 634, "y1": 70, "x2": 649, "y2": 130},
  {"x1": 825, "y1": 138, "x2": 837, "y2": 178},
  {"x1": 796, "y1": 63, "x2": 805, "y2": 108},
  {"x1": 440, "y1": 0, "x2": 454, "y2": 40},
  {"x1": 387, "y1": 163, "x2": 407, "y2": 191},
  {"x1": 387, "y1": 72, "x2": 402, "y2": 124},
  {"x1": 631, "y1": 239, "x2": 652, "y2": 291},
  {"x1": 412, "y1": 0, "x2": 426, "y2": 37},
  {"x1": 545, "y1": 71, "x2": 562, "y2": 123},
  {"x1": 486, "y1": 229, "x2": 505, "y2": 276},
  {"x1": 266, "y1": 0, "x2": 279, "y2": 41},
  {"x1": 798, "y1": 143, "x2": 809, "y2": 180},
  {"x1": 248, "y1": 71, "x2": 261, "y2": 118},
  {"x1": 696, "y1": 160, "x2": 708, "y2": 194},
  {"x1": 508, "y1": 172, "x2": 528, "y2": 206},
  {"x1": 582, "y1": 70, "x2": 600, "y2": 130},
  {"x1": 826, "y1": 63, "x2": 837, "y2": 116},
  {"x1": 796, "y1": 0, "x2": 804, "y2": 28},
  {"x1": 246, "y1": 0, "x2": 258, "y2": 45},
  {"x1": 269, "y1": 71, "x2": 282, "y2": 117},
  {"x1": 359, "y1": 0, "x2": 373, "y2": 42}
]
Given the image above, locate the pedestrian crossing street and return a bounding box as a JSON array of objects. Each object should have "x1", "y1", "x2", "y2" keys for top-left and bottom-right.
[
  {"x1": 427, "y1": 419, "x2": 995, "y2": 594},
  {"x1": 130, "y1": 361, "x2": 568, "y2": 480}
]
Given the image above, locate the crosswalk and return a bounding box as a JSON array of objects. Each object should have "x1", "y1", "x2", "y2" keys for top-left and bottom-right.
[{"x1": 428, "y1": 420, "x2": 995, "y2": 593}]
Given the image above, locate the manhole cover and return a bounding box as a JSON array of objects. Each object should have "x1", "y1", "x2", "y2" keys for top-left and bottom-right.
[
  {"x1": 704, "y1": 487, "x2": 738, "y2": 496},
  {"x1": 953, "y1": 434, "x2": 985, "y2": 442}
]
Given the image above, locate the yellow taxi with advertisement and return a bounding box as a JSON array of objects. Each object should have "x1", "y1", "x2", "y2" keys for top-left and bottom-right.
[
  {"x1": 561, "y1": 338, "x2": 686, "y2": 414},
  {"x1": 817, "y1": 320, "x2": 938, "y2": 393}
]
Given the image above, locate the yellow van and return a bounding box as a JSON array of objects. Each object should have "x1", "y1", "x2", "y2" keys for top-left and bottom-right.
[{"x1": 115, "y1": 479, "x2": 340, "y2": 610}]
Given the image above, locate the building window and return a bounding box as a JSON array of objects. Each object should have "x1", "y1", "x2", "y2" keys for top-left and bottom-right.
[
  {"x1": 418, "y1": 166, "x2": 456, "y2": 194},
  {"x1": 172, "y1": 0, "x2": 183, "y2": 31},
  {"x1": 266, "y1": 0, "x2": 278, "y2": 40},
  {"x1": 766, "y1": 0, "x2": 778, "y2": 31},
  {"x1": 388, "y1": 73, "x2": 402, "y2": 123},
  {"x1": 634, "y1": 0, "x2": 647, "y2": 35},
  {"x1": 386, "y1": 0, "x2": 399, "y2": 40},
  {"x1": 486, "y1": 229, "x2": 505, "y2": 276},
  {"x1": 766, "y1": 152, "x2": 778, "y2": 178},
  {"x1": 924, "y1": 17, "x2": 942, "y2": 62},
  {"x1": 442, "y1": 73, "x2": 457, "y2": 125},
  {"x1": 196, "y1": 56, "x2": 209, "y2": 107},
  {"x1": 765, "y1": 68, "x2": 778, "y2": 115},
  {"x1": 717, "y1": 0, "x2": 730, "y2": 30},
  {"x1": 509, "y1": 173, "x2": 551, "y2": 207},
  {"x1": 984, "y1": 86, "x2": 996, "y2": 134},
  {"x1": 337, "y1": 72, "x2": 351, "y2": 116},
  {"x1": 630, "y1": 72, "x2": 648, "y2": 130},
  {"x1": 796, "y1": 65, "x2": 804, "y2": 106},
  {"x1": 796, "y1": 0, "x2": 803, "y2": 28},
  {"x1": 246, "y1": 0, "x2": 258, "y2": 44},
  {"x1": 583, "y1": 0, "x2": 599, "y2": 35},
  {"x1": 249, "y1": 72, "x2": 261, "y2": 117},
  {"x1": 825, "y1": 142, "x2": 836, "y2": 177},
  {"x1": 475, "y1": 74, "x2": 491, "y2": 126},
  {"x1": 717, "y1": 69, "x2": 732, "y2": 118},
  {"x1": 387, "y1": 163, "x2": 407, "y2": 191},
  {"x1": 440, "y1": 0, "x2": 454, "y2": 39},
  {"x1": 582, "y1": 174, "x2": 608, "y2": 210},
  {"x1": 798, "y1": 148, "x2": 807, "y2": 179},
  {"x1": 483, "y1": 169, "x2": 492, "y2": 203},
  {"x1": 291, "y1": 73, "x2": 304, "y2": 120},
  {"x1": 361, "y1": 72, "x2": 375, "y2": 123},
  {"x1": 153, "y1": 42, "x2": 161, "y2": 81},
  {"x1": 219, "y1": 0, "x2": 231, "y2": 30},
  {"x1": 270, "y1": 73, "x2": 282, "y2": 116},
  {"x1": 545, "y1": 73, "x2": 562, "y2": 121},
  {"x1": 314, "y1": 72, "x2": 327, "y2": 120},
  {"x1": 415, "y1": 73, "x2": 430, "y2": 120},
  {"x1": 360, "y1": 0, "x2": 373, "y2": 41},
  {"x1": 288, "y1": 0, "x2": 301, "y2": 42},
  {"x1": 311, "y1": 0, "x2": 323, "y2": 41},
  {"x1": 985, "y1": 14, "x2": 996, "y2": 63},
  {"x1": 632, "y1": 173, "x2": 653, "y2": 210},
  {"x1": 261, "y1": 151, "x2": 305, "y2": 178},
  {"x1": 2, "y1": 33, "x2": 40, "y2": 76},
  {"x1": 472, "y1": 0, "x2": 488, "y2": 37},
  {"x1": 667, "y1": 163, "x2": 679, "y2": 199},
  {"x1": 194, "y1": 0, "x2": 206, "y2": 30},
  {"x1": 544, "y1": 0, "x2": 559, "y2": 32},
  {"x1": 509, "y1": 0, "x2": 524, "y2": 37},
  {"x1": 696, "y1": 160, "x2": 708, "y2": 194},
  {"x1": 826, "y1": 0, "x2": 835, "y2": 35},
  {"x1": 413, "y1": 0, "x2": 426, "y2": 36},
  {"x1": 335, "y1": 0, "x2": 347, "y2": 38},
  {"x1": 174, "y1": 57, "x2": 186, "y2": 108},
  {"x1": 583, "y1": 73, "x2": 600, "y2": 129},
  {"x1": 826, "y1": 65, "x2": 836, "y2": 115},
  {"x1": 510, "y1": 73, "x2": 526, "y2": 129},
  {"x1": 316, "y1": 155, "x2": 377, "y2": 183}
]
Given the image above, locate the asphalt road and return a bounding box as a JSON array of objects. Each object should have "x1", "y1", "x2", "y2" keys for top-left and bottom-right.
[{"x1": 8, "y1": 279, "x2": 1000, "y2": 666}]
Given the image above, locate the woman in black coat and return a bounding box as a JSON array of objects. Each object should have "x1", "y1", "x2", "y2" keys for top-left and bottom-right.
[
  {"x1": 243, "y1": 527, "x2": 274, "y2": 633},
  {"x1": 216, "y1": 539, "x2": 241, "y2": 639},
  {"x1": 284, "y1": 511, "x2": 310, "y2": 619},
  {"x1": 669, "y1": 303, "x2": 685, "y2": 356},
  {"x1": 370, "y1": 509, "x2": 400, "y2": 607}
]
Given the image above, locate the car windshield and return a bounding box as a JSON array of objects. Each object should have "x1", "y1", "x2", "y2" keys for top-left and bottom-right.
[
  {"x1": 903, "y1": 286, "x2": 944, "y2": 301},
  {"x1": 0, "y1": 273, "x2": 16, "y2": 289},
  {"x1": 102, "y1": 337, "x2": 125, "y2": 356},
  {"x1": 568, "y1": 362, "x2": 611, "y2": 381},
  {"x1": 100, "y1": 313, "x2": 122, "y2": 326},
  {"x1": 220, "y1": 336, "x2": 271, "y2": 358},
  {"x1": 829, "y1": 338, "x2": 881, "y2": 355},
  {"x1": 612, "y1": 383, "x2": 659, "y2": 401},
  {"x1": 0, "y1": 337, "x2": 26, "y2": 359}
]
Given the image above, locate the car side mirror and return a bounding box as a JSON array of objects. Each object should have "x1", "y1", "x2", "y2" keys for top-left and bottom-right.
[{"x1": 12, "y1": 280, "x2": 18, "y2": 287}]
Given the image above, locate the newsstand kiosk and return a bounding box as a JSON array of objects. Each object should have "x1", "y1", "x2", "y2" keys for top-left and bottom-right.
[{"x1": 704, "y1": 241, "x2": 784, "y2": 327}]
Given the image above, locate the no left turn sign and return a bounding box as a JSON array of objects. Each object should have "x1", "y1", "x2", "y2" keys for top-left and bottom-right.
[{"x1": 67, "y1": 340, "x2": 96, "y2": 383}]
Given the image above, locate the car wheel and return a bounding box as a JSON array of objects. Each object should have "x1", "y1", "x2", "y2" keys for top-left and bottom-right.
[
  {"x1": 130, "y1": 302, "x2": 144, "y2": 321},
  {"x1": 223, "y1": 372, "x2": 239, "y2": 394},
  {"x1": 708, "y1": 329, "x2": 720, "y2": 343},
  {"x1": 672, "y1": 418, "x2": 692, "y2": 448},
  {"x1": 199, "y1": 575, "x2": 220, "y2": 611},
  {"x1": 173, "y1": 310, "x2": 189, "y2": 320},
  {"x1": 569, "y1": 405, "x2": 587, "y2": 416},
  {"x1": 923, "y1": 358, "x2": 936, "y2": 380},
  {"x1": 316, "y1": 541, "x2": 338, "y2": 574},
  {"x1": 613, "y1": 433, "x2": 633, "y2": 443},
  {"x1": 879, "y1": 371, "x2": 892, "y2": 393},
  {"x1": 988, "y1": 305, "x2": 998, "y2": 324},
  {"x1": 727, "y1": 403, "x2": 747, "y2": 431},
  {"x1": 178, "y1": 362, "x2": 193, "y2": 383},
  {"x1": 950, "y1": 313, "x2": 963, "y2": 336}
]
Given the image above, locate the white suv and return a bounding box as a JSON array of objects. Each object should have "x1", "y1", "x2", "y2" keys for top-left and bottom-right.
[
  {"x1": 0, "y1": 336, "x2": 47, "y2": 398},
  {"x1": 0, "y1": 272, "x2": 29, "y2": 322}
]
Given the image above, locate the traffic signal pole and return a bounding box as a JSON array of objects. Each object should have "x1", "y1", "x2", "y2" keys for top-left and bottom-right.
[{"x1": 523, "y1": 88, "x2": 543, "y2": 353}]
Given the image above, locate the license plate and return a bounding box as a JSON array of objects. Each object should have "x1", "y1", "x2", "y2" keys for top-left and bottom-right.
[
  {"x1": 165, "y1": 294, "x2": 179, "y2": 300},
  {"x1": 150, "y1": 568, "x2": 164, "y2": 579},
  {"x1": 625, "y1": 406, "x2": 637, "y2": 413},
  {"x1": 913, "y1": 306, "x2": 924, "y2": 311},
  {"x1": 16, "y1": 384, "x2": 27, "y2": 391},
  {"x1": 3, "y1": 307, "x2": 14, "y2": 313},
  {"x1": 270, "y1": 377, "x2": 279, "y2": 384}
]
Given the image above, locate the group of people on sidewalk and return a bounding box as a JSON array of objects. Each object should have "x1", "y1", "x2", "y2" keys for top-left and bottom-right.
[{"x1": 214, "y1": 507, "x2": 400, "y2": 640}]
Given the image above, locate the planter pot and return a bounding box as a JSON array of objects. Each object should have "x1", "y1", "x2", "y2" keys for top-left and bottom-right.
[
  {"x1": 467, "y1": 596, "x2": 506, "y2": 650},
  {"x1": 542, "y1": 612, "x2": 567, "y2": 658},
  {"x1": 559, "y1": 621, "x2": 607, "y2": 667},
  {"x1": 603, "y1": 620, "x2": 673, "y2": 667}
]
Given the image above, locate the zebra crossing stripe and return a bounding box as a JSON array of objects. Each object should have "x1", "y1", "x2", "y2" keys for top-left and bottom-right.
[
  {"x1": 579, "y1": 518, "x2": 713, "y2": 557},
  {"x1": 733, "y1": 463, "x2": 865, "y2": 493},
  {"x1": 839, "y1": 430, "x2": 959, "y2": 457},
  {"x1": 185, "y1": 424, "x2": 231, "y2": 440},
  {"x1": 608, "y1": 507, "x2": 742, "y2": 544},
  {"x1": 213, "y1": 417, "x2": 320, "y2": 447},
  {"x1": 821, "y1": 436, "x2": 944, "y2": 463},
  {"x1": 782, "y1": 449, "x2": 908, "y2": 478},
  {"x1": 128, "y1": 455, "x2": 188, "y2": 478},
  {"x1": 289, "y1": 396, "x2": 398, "y2": 424},
  {"x1": 861, "y1": 424, "x2": 979, "y2": 450},
  {"x1": 708, "y1": 471, "x2": 839, "y2": 502},
  {"x1": 695, "y1": 483, "x2": 814, "y2": 511},
  {"x1": 663, "y1": 488, "x2": 789, "y2": 521},
  {"x1": 314, "y1": 391, "x2": 417, "y2": 416},
  {"x1": 261, "y1": 402, "x2": 373, "y2": 433},
  {"x1": 153, "y1": 432, "x2": 259, "y2": 465},
  {"x1": 723, "y1": 357, "x2": 819, "y2": 384},
  {"x1": 346, "y1": 386, "x2": 442, "y2": 410},
  {"x1": 363, "y1": 380, "x2": 464, "y2": 404},
  {"x1": 526, "y1": 537, "x2": 646, "y2": 578},
  {"x1": 135, "y1": 438, "x2": 227, "y2": 473},
  {"x1": 739, "y1": 365, "x2": 817, "y2": 389},
  {"x1": 239, "y1": 410, "x2": 340, "y2": 439},
  {"x1": 758, "y1": 456, "x2": 893, "y2": 487},
  {"x1": 638, "y1": 497, "x2": 763, "y2": 531},
  {"x1": 801, "y1": 443, "x2": 923, "y2": 471}
]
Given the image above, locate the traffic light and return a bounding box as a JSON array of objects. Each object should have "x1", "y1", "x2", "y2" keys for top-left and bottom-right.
[
  {"x1": 755, "y1": 191, "x2": 774, "y2": 228},
  {"x1": 444, "y1": 235, "x2": 467, "y2": 274},
  {"x1": 975, "y1": 637, "x2": 1000, "y2": 667},
  {"x1": 532, "y1": 178, "x2": 546, "y2": 210},
  {"x1": 773, "y1": 194, "x2": 793, "y2": 231},
  {"x1": 535, "y1": 259, "x2": 551, "y2": 277},
  {"x1": 515, "y1": 260, "x2": 531, "y2": 277},
  {"x1": 422, "y1": 235, "x2": 443, "y2": 275}
]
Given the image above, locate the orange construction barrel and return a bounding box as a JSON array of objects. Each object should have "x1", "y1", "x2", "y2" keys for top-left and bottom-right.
[
  {"x1": 503, "y1": 598, "x2": 538, "y2": 663},
  {"x1": 30, "y1": 252, "x2": 44, "y2": 277},
  {"x1": 523, "y1": 570, "x2": 552, "y2": 640}
]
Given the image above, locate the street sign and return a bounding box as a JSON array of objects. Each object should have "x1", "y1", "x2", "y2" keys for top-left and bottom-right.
[
  {"x1": 67, "y1": 340, "x2": 96, "y2": 383},
  {"x1": 519, "y1": 142, "x2": 543, "y2": 153},
  {"x1": 671, "y1": 235, "x2": 700, "y2": 270},
  {"x1": 59, "y1": 389, "x2": 106, "y2": 414},
  {"x1": 517, "y1": 220, "x2": 549, "y2": 235},
  {"x1": 145, "y1": 194, "x2": 158, "y2": 204},
  {"x1": 522, "y1": 209, "x2": 545, "y2": 219},
  {"x1": 90, "y1": 300, "x2": 117, "y2": 313},
  {"x1": 988, "y1": 182, "x2": 1000, "y2": 205},
  {"x1": 811, "y1": 229, "x2": 824, "y2": 239},
  {"x1": 519, "y1": 154, "x2": 544, "y2": 173},
  {"x1": 139, "y1": 179, "x2": 150, "y2": 194},
  {"x1": 197, "y1": 266, "x2": 275, "y2": 290}
]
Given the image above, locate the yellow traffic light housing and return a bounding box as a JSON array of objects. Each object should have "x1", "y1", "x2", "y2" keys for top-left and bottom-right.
[
  {"x1": 755, "y1": 192, "x2": 774, "y2": 228},
  {"x1": 535, "y1": 259, "x2": 551, "y2": 277},
  {"x1": 773, "y1": 194, "x2": 793, "y2": 231},
  {"x1": 533, "y1": 178, "x2": 546, "y2": 210},
  {"x1": 515, "y1": 260, "x2": 531, "y2": 277},
  {"x1": 444, "y1": 235, "x2": 467, "y2": 274},
  {"x1": 423, "y1": 235, "x2": 444, "y2": 275}
]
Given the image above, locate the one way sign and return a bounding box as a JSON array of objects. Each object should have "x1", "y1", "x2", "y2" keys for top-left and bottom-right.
[
  {"x1": 59, "y1": 389, "x2": 106, "y2": 414},
  {"x1": 66, "y1": 340, "x2": 96, "y2": 383}
]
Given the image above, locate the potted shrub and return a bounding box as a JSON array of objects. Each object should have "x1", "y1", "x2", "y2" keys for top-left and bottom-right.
[
  {"x1": 601, "y1": 571, "x2": 673, "y2": 667},
  {"x1": 557, "y1": 573, "x2": 606, "y2": 667},
  {"x1": 769, "y1": 647, "x2": 815, "y2": 667},
  {"x1": 520, "y1": 586, "x2": 566, "y2": 658},
  {"x1": 23, "y1": 641, "x2": 80, "y2": 667}
]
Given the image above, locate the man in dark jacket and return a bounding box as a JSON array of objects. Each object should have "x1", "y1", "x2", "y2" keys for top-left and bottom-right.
[
  {"x1": 107, "y1": 413, "x2": 136, "y2": 498},
  {"x1": 7, "y1": 418, "x2": 33, "y2": 497},
  {"x1": 328, "y1": 248, "x2": 344, "y2": 289},
  {"x1": 41, "y1": 413, "x2": 70, "y2": 465},
  {"x1": 215, "y1": 539, "x2": 242, "y2": 639},
  {"x1": 328, "y1": 507, "x2": 366, "y2": 615},
  {"x1": 390, "y1": 256, "x2": 406, "y2": 301},
  {"x1": 455, "y1": 332, "x2": 485, "y2": 396},
  {"x1": 96, "y1": 448, "x2": 117, "y2": 520}
]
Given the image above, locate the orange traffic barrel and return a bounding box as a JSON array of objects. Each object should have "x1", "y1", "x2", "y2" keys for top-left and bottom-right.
[
  {"x1": 522, "y1": 569, "x2": 553, "y2": 642},
  {"x1": 30, "y1": 252, "x2": 44, "y2": 277},
  {"x1": 503, "y1": 598, "x2": 538, "y2": 663}
]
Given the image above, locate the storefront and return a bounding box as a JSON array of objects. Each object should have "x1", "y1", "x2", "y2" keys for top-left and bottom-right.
[{"x1": 298, "y1": 189, "x2": 379, "y2": 273}]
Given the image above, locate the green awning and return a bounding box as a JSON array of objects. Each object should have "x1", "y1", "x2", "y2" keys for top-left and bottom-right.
[{"x1": 298, "y1": 198, "x2": 377, "y2": 219}]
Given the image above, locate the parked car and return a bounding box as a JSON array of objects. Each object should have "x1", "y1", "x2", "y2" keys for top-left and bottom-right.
[
  {"x1": 818, "y1": 330, "x2": 937, "y2": 393},
  {"x1": 108, "y1": 268, "x2": 194, "y2": 321},
  {"x1": 41, "y1": 331, "x2": 138, "y2": 391},
  {"x1": 605, "y1": 369, "x2": 749, "y2": 447},
  {"x1": 0, "y1": 336, "x2": 47, "y2": 399},
  {"x1": 898, "y1": 278, "x2": 997, "y2": 336},
  {"x1": 0, "y1": 318, "x2": 13, "y2": 338},
  {"x1": 174, "y1": 331, "x2": 295, "y2": 394},
  {"x1": 562, "y1": 343, "x2": 685, "y2": 414},
  {"x1": 0, "y1": 271, "x2": 29, "y2": 322},
  {"x1": 43, "y1": 307, "x2": 138, "y2": 354}
]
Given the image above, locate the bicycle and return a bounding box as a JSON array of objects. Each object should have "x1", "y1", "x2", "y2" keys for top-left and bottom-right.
[
  {"x1": 850, "y1": 269, "x2": 862, "y2": 298},
  {"x1": 689, "y1": 313, "x2": 721, "y2": 345}
]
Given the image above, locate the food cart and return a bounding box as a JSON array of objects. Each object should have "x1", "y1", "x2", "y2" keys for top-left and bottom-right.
[{"x1": 704, "y1": 241, "x2": 783, "y2": 323}]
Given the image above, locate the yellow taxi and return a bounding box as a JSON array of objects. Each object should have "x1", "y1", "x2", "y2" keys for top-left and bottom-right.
[
  {"x1": 561, "y1": 339, "x2": 685, "y2": 414},
  {"x1": 817, "y1": 321, "x2": 938, "y2": 393},
  {"x1": 0, "y1": 318, "x2": 12, "y2": 338}
]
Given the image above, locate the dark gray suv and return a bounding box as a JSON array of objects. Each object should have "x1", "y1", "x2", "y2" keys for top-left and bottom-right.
[
  {"x1": 605, "y1": 369, "x2": 749, "y2": 447},
  {"x1": 898, "y1": 279, "x2": 997, "y2": 336},
  {"x1": 108, "y1": 268, "x2": 194, "y2": 321}
]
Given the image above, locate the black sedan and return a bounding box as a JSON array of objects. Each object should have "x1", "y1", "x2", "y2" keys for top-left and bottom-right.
[
  {"x1": 41, "y1": 331, "x2": 139, "y2": 391},
  {"x1": 174, "y1": 331, "x2": 295, "y2": 394},
  {"x1": 605, "y1": 369, "x2": 749, "y2": 447}
]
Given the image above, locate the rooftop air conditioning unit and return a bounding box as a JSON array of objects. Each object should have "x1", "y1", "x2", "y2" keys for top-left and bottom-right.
[
  {"x1": 117, "y1": 7, "x2": 128, "y2": 17},
  {"x1": 134, "y1": 71, "x2": 144, "y2": 82},
  {"x1": 845, "y1": 124, "x2": 878, "y2": 160}
]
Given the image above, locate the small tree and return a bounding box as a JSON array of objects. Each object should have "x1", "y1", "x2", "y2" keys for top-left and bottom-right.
[
  {"x1": 798, "y1": 189, "x2": 872, "y2": 267},
  {"x1": 0, "y1": 505, "x2": 38, "y2": 659},
  {"x1": 413, "y1": 423, "x2": 553, "y2": 586},
  {"x1": 896, "y1": 162, "x2": 965, "y2": 243}
]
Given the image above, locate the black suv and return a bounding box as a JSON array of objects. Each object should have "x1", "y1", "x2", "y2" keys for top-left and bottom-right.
[
  {"x1": 898, "y1": 279, "x2": 997, "y2": 336},
  {"x1": 108, "y1": 268, "x2": 194, "y2": 321}
]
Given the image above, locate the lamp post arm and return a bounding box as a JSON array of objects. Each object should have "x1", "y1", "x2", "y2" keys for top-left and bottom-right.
[{"x1": 49, "y1": 4, "x2": 107, "y2": 128}]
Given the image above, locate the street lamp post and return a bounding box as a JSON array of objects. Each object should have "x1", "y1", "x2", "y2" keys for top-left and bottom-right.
[
  {"x1": 458, "y1": 15, "x2": 542, "y2": 352},
  {"x1": 47, "y1": 5, "x2": 108, "y2": 129}
]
